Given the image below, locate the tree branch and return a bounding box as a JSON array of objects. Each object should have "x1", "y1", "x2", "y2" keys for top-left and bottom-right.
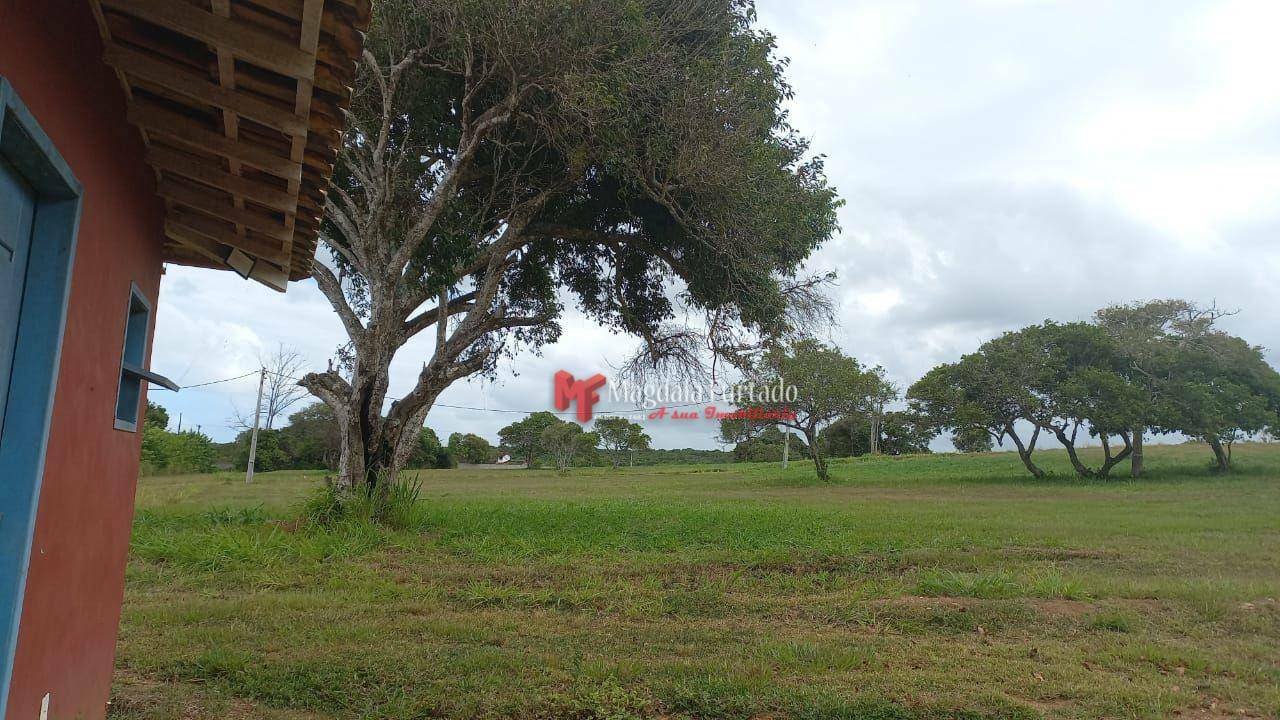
[
  {"x1": 404, "y1": 291, "x2": 478, "y2": 340},
  {"x1": 311, "y1": 261, "x2": 366, "y2": 342}
]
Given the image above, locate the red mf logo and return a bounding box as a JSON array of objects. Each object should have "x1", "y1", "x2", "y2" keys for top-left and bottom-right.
[{"x1": 554, "y1": 370, "x2": 607, "y2": 422}]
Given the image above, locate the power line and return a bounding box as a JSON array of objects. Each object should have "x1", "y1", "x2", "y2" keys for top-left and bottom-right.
[{"x1": 151, "y1": 369, "x2": 258, "y2": 390}]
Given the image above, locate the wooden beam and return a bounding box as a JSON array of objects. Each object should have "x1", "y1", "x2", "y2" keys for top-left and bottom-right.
[
  {"x1": 248, "y1": 260, "x2": 289, "y2": 292},
  {"x1": 127, "y1": 101, "x2": 301, "y2": 181},
  {"x1": 104, "y1": 46, "x2": 308, "y2": 136},
  {"x1": 163, "y1": 225, "x2": 229, "y2": 264},
  {"x1": 162, "y1": 243, "x2": 228, "y2": 271},
  {"x1": 166, "y1": 217, "x2": 291, "y2": 265},
  {"x1": 157, "y1": 179, "x2": 293, "y2": 243},
  {"x1": 146, "y1": 146, "x2": 297, "y2": 213},
  {"x1": 100, "y1": 0, "x2": 317, "y2": 80},
  {"x1": 276, "y1": 0, "x2": 326, "y2": 263}
]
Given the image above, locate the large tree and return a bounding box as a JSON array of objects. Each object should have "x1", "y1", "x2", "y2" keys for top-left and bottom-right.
[
  {"x1": 497, "y1": 411, "x2": 559, "y2": 467},
  {"x1": 1094, "y1": 300, "x2": 1280, "y2": 474},
  {"x1": 300, "y1": 0, "x2": 840, "y2": 491},
  {"x1": 908, "y1": 338, "x2": 1049, "y2": 478},
  {"x1": 911, "y1": 323, "x2": 1146, "y2": 479},
  {"x1": 278, "y1": 402, "x2": 342, "y2": 469},
  {"x1": 1012, "y1": 322, "x2": 1146, "y2": 479},
  {"x1": 594, "y1": 416, "x2": 651, "y2": 468},
  {"x1": 447, "y1": 432, "x2": 492, "y2": 465},
  {"x1": 540, "y1": 421, "x2": 598, "y2": 473},
  {"x1": 741, "y1": 340, "x2": 879, "y2": 481}
]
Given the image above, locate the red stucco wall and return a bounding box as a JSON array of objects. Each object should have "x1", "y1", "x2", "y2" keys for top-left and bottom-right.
[{"x1": 0, "y1": 1, "x2": 166, "y2": 718}]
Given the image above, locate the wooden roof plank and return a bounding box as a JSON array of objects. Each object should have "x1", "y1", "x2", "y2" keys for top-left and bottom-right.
[
  {"x1": 104, "y1": 45, "x2": 308, "y2": 136},
  {"x1": 167, "y1": 217, "x2": 290, "y2": 265},
  {"x1": 147, "y1": 146, "x2": 297, "y2": 213},
  {"x1": 127, "y1": 101, "x2": 301, "y2": 181},
  {"x1": 91, "y1": 0, "x2": 371, "y2": 286},
  {"x1": 100, "y1": 0, "x2": 316, "y2": 80},
  {"x1": 157, "y1": 178, "x2": 293, "y2": 243}
]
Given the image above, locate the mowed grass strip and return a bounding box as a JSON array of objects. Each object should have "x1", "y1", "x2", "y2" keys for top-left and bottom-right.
[{"x1": 112, "y1": 443, "x2": 1280, "y2": 719}]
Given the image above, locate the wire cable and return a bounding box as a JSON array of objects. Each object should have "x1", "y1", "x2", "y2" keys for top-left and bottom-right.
[{"x1": 152, "y1": 369, "x2": 259, "y2": 390}]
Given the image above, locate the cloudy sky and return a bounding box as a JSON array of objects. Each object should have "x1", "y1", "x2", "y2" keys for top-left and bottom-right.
[{"x1": 150, "y1": 0, "x2": 1280, "y2": 449}]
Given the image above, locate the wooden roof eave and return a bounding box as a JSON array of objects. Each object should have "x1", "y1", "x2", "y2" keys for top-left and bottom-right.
[{"x1": 88, "y1": 0, "x2": 370, "y2": 292}]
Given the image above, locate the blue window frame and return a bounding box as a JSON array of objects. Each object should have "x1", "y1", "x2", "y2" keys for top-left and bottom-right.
[{"x1": 113, "y1": 284, "x2": 152, "y2": 432}]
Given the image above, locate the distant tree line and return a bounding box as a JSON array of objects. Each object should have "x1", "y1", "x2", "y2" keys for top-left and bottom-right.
[
  {"x1": 909, "y1": 300, "x2": 1280, "y2": 478},
  {"x1": 717, "y1": 299, "x2": 1280, "y2": 481},
  {"x1": 199, "y1": 403, "x2": 703, "y2": 475},
  {"x1": 225, "y1": 403, "x2": 456, "y2": 473}
]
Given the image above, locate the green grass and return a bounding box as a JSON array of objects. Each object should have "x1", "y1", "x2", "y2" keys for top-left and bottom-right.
[{"x1": 111, "y1": 443, "x2": 1280, "y2": 719}]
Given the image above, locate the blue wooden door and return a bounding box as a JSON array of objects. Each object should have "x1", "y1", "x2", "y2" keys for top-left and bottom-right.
[
  {"x1": 0, "y1": 154, "x2": 36, "y2": 703},
  {"x1": 0, "y1": 157, "x2": 35, "y2": 439}
]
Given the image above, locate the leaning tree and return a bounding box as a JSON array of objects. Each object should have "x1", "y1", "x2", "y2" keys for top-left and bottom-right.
[
  {"x1": 1094, "y1": 299, "x2": 1280, "y2": 474},
  {"x1": 742, "y1": 339, "x2": 879, "y2": 481},
  {"x1": 908, "y1": 339, "x2": 1048, "y2": 478},
  {"x1": 300, "y1": 0, "x2": 840, "y2": 490}
]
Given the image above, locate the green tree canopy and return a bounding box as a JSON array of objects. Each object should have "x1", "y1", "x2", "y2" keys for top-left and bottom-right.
[
  {"x1": 277, "y1": 403, "x2": 342, "y2": 470},
  {"x1": 497, "y1": 411, "x2": 560, "y2": 467},
  {"x1": 737, "y1": 339, "x2": 882, "y2": 481},
  {"x1": 1096, "y1": 300, "x2": 1280, "y2": 472},
  {"x1": 447, "y1": 433, "x2": 493, "y2": 465},
  {"x1": 540, "y1": 422, "x2": 599, "y2": 473},
  {"x1": 144, "y1": 401, "x2": 170, "y2": 431},
  {"x1": 821, "y1": 411, "x2": 934, "y2": 457},
  {"x1": 594, "y1": 417, "x2": 652, "y2": 468},
  {"x1": 951, "y1": 426, "x2": 994, "y2": 453},
  {"x1": 408, "y1": 427, "x2": 453, "y2": 469}
]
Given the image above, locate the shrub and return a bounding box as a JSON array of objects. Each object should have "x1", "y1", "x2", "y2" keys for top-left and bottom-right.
[
  {"x1": 300, "y1": 473, "x2": 424, "y2": 530},
  {"x1": 139, "y1": 426, "x2": 217, "y2": 474}
]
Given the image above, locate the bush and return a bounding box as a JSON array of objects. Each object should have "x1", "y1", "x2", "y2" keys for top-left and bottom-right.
[
  {"x1": 448, "y1": 432, "x2": 492, "y2": 464},
  {"x1": 300, "y1": 474, "x2": 425, "y2": 530},
  {"x1": 140, "y1": 426, "x2": 217, "y2": 475},
  {"x1": 234, "y1": 428, "x2": 288, "y2": 472},
  {"x1": 408, "y1": 427, "x2": 455, "y2": 469}
]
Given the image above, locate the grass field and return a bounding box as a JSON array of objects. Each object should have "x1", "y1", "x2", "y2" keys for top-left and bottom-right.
[{"x1": 110, "y1": 443, "x2": 1280, "y2": 720}]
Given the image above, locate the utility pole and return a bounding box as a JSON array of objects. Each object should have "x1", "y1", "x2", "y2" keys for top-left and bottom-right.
[
  {"x1": 176, "y1": 413, "x2": 182, "y2": 432},
  {"x1": 781, "y1": 424, "x2": 790, "y2": 468},
  {"x1": 870, "y1": 400, "x2": 883, "y2": 456},
  {"x1": 245, "y1": 366, "x2": 266, "y2": 483}
]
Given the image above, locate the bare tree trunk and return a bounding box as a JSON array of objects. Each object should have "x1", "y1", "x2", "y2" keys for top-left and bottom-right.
[
  {"x1": 1130, "y1": 426, "x2": 1144, "y2": 478},
  {"x1": 1051, "y1": 424, "x2": 1095, "y2": 478},
  {"x1": 803, "y1": 428, "x2": 827, "y2": 481},
  {"x1": 1096, "y1": 432, "x2": 1132, "y2": 479},
  {"x1": 1207, "y1": 435, "x2": 1231, "y2": 472},
  {"x1": 1005, "y1": 423, "x2": 1045, "y2": 479}
]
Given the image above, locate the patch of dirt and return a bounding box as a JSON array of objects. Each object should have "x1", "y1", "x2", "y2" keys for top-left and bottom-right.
[
  {"x1": 1032, "y1": 599, "x2": 1093, "y2": 618},
  {"x1": 874, "y1": 595, "x2": 969, "y2": 610},
  {"x1": 997, "y1": 546, "x2": 1112, "y2": 561},
  {"x1": 1171, "y1": 700, "x2": 1269, "y2": 719}
]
